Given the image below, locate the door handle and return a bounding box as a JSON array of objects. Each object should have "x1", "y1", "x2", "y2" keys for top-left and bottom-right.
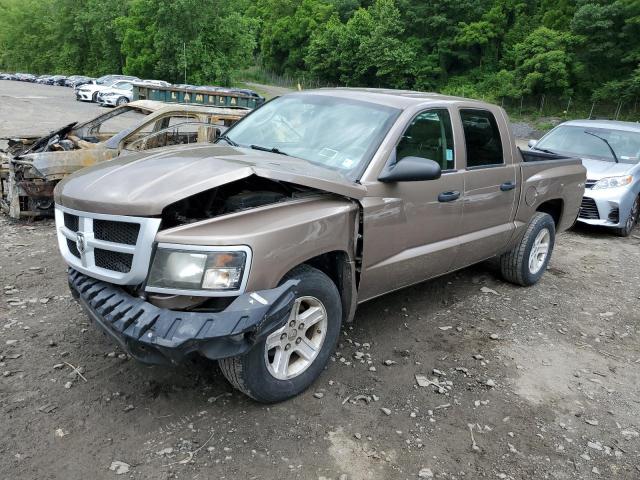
[
  {"x1": 438, "y1": 191, "x2": 460, "y2": 202},
  {"x1": 500, "y1": 181, "x2": 516, "y2": 191}
]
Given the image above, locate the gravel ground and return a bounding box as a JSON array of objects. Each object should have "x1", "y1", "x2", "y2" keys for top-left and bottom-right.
[{"x1": 1, "y1": 81, "x2": 640, "y2": 480}]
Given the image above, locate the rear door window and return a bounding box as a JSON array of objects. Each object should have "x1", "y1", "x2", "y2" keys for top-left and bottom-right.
[{"x1": 460, "y1": 109, "x2": 504, "y2": 168}]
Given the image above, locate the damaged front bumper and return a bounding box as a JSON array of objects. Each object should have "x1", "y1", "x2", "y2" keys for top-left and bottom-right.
[{"x1": 68, "y1": 268, "x2": 299, "y2": 365}]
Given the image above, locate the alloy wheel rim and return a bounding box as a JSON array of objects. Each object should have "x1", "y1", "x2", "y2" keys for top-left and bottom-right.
[
  {"x1": 264, "y1": 296, "x2": 328, "y2": 380},
  {"x1": 529, "y1": 228, "x2": 550, "y2": 274}
]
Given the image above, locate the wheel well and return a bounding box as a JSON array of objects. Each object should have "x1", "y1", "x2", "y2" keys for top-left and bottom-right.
[
  {"x1": 296, "y1": 251, "x2": 356, "y2": 323},
  {"x1": 536, "y1": 199, "x2": 563, "y2": 227}
]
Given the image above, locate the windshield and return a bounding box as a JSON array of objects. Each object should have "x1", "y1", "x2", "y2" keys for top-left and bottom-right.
[
  {"x1": 221, "y1": 94, "x2": 400, "y2": 179},
  {"x1": 536, "y1": 125, "x2": 640, "y2": 164}
]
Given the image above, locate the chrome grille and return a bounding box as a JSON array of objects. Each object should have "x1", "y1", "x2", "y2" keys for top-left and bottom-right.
[
  {"x1": 54, "y1": 205, "x2": 161, "y2": 285},
  {"x1": 579, "y1": 197, "x2": 599, "y2": 220}
]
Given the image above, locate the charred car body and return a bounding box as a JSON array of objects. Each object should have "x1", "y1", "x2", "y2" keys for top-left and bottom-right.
[
  {"x1": 1, "y1": 101, "x2": 248, "y2": 218},
  {"x1": 54, "y1": 89, "x2": 586, "y2": 402}
]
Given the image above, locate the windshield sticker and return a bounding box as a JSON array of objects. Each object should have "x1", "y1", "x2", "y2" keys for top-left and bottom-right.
[
  {"x1": 318, "y1": 147, "x2": 338, "y2": 159},
  {"x1": 342, "y1": 158, "x2": 355, "y2": 168},
  {"x1": 446, "y1": 149, "x2": 453, "y2": 161}
]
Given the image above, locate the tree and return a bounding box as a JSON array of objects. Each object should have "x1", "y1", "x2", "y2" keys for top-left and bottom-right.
[
  {"x1": 511, "y1": 26, "x2": 576, "y2": 95},
  {"x1": 306, "y1": 0, "x2": 415, "y2": 88}
]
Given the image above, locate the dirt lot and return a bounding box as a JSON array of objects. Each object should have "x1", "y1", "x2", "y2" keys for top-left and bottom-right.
[{"x1": 1, "y1": 80, "x2": 639, "y2": 480}]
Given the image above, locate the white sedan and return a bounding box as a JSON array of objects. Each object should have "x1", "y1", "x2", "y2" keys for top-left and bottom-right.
[{"x1": 97, "y1": 81, "x2": 134, "y2": 107}]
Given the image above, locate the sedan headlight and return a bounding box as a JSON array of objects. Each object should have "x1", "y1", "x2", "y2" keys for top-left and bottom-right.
[
  {"x1": 146, "y1": 245, "x2": 250, "y2": 294},
  {"x1": 592, "y1": 175, "x2": 633, "y2": 189}
]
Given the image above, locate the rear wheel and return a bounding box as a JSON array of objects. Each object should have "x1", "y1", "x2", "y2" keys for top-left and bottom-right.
[
  {"x1": 219, "y1": 265, "x2": 342, "y2": 403},
  {"x1": 613, "y1": 195, "x2": 639, "y2": 237},
  {"x1": 500, "y1": 212, "x2": 556, "y2": 286}
]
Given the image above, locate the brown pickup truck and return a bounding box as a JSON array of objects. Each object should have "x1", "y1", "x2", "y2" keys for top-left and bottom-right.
[{"x1": 53, "y1": 89, "x2": 586, "y2": 402}]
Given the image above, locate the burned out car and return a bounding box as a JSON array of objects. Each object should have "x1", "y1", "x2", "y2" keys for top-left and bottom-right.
[
  {"x1": 0, "y1": 101, "x2": 248, "y2": 218},
  {"x1": 54, "y1": 89, "x2": 586, "y2": 403}
]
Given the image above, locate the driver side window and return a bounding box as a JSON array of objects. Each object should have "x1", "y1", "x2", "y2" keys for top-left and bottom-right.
[{"x1": 396, "y1": 109, "x2": 455, "y2": 170}]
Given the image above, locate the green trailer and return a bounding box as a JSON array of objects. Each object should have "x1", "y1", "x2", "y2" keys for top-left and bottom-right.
[{"x1": 133, "y1": 84, "x2": 265, "y2": 109}]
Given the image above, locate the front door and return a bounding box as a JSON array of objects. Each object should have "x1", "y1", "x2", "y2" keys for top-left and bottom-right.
[
  {"x1": 358, "y1": 109, "x2": 465, "y2": 301},
  {"x1": 452, "y1": 108, "x2": 517, "y2": 269}
]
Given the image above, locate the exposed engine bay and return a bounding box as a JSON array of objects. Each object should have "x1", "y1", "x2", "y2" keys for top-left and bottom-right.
[
  {"x1": 144, "y1": 176, "x2": 321, "y2": 311},
  {"x1": 160, "y1": 176, "x2": 317, "y2": 229}
]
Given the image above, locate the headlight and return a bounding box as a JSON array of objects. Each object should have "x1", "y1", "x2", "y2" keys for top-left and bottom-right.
[
  {"x1": 592, "y1": 175, "x2": 633, "y2": 189},
  {"x1": 146, "y1": 245, "x2": 250, "y2": 294}
]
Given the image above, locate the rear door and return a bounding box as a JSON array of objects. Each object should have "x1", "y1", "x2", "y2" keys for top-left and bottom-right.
[{"x1": 451, "y1": 108, "x2": 517, "y2": 269}]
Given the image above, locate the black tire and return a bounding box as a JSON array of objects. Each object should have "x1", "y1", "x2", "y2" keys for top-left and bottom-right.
[
  {"x1": 613, "y1": 195, "x2": 639, "y2": 237},
  {"x1": 219, "y1": 265, "x2": 342, "y2": 403},
  {"x1": 116, "y1": 97, "x2": 129, "y2": 106},
  {"x1": 91, "y1": 91, "x2": 98, "y2": 102},
  {"x1": 500, "y1": 212, "x2": 556, "y2": 286}
]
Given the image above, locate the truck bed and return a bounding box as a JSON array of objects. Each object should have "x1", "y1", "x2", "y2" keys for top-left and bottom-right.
[{"x1": 519, "y1": 147, "x2": 571, "y2": 163}]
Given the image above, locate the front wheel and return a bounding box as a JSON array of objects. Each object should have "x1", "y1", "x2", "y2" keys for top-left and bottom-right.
[
  {"x1": 116, "y1": 96, "x2": 129, "y2": 106},
  {"x1": 500, "y1": 212, "x2": 556, "y2": 286},
  {"x1": 219, "y1": 265, "x2": 342, "y2": 403},
  {"x1": 91, "y1": 91, "x2": 98, "y2": 102},
  {"x1": 613, "y1": 195, "x2": 639, "y2": 237}
]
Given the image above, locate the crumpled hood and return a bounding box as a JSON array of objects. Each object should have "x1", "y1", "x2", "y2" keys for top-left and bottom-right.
[
  {"x1": 54, "y1": 144, "x2": 366, "y2": 216},
  {"x1": 581, "y1": 158, "x2": 635, "y2": 179}
]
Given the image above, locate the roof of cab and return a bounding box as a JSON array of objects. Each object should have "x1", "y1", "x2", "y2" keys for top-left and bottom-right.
[{"x1": 299, "y1": 87, "x2": 493, "y2": 110}]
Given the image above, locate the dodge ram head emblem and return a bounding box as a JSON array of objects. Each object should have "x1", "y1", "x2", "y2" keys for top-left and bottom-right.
[{"x1": 76, "y1": 232, "x2": 87, "y2": 254}]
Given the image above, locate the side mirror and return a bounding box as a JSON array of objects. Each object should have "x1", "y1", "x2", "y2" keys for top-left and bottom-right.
[
  {"x1": 527, "y1": 139, "x2": 537, "y2": 148},
  {"x1": 379, "y1": 156, "x2": 442, "y2": 183}
]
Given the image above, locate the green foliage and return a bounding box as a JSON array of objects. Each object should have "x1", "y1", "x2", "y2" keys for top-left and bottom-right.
[
  {"x1": 306, "y1": 0, "x2": 415, "y2": 88},
  {"x1": 511, "y1": 27, "x2": 576, "y2": 95},
  {"x1": 0, "y1": 0, "x2": 639, "y2": 102}
]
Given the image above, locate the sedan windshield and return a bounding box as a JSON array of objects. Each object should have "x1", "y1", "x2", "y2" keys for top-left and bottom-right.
[
  {"x1": 536, "y1": 125, "x2": 640, "y2": 164},
  {"x1": 221, "y1": 94, "x2": 400, "y2": 179}
]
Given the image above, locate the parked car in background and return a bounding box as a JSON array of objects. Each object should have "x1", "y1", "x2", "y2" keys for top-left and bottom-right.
[
  {"x1": 0, "y1": 73, "x2": 16, "y2": 80},
  {"x1": 15, "y1": 73, "x2": 36, "y2": 82},
  {"x1": 65, "y1": 75, "x2": 91, "y2": 87},
  {"x1": 98, "y1": 81, "x2": 135, "y2": 107},
  {"x1": 52, "y1": 89, "x2": 586, "y2": 402},
  {"x1": 233, "y1": 88, "x2": 263, "y2": 98},
  {"x1": 36, "y1": 75, "x2": 53, "y2": 84},
  {"x1": 50, "y1": 75, "x2": 68, "y2": 86},
  {"x1": 1, "y1": 101, "x2": 248, "y2": 218},
  {"x1": 75, "y1": 75, "x2": 139, "y2": 102},
  {"x1": 529, "y1": 120, "x2": 640, "y2": 236},
  {"x1": 68, "y1": 76, "x2": 94, "y2": 88}
]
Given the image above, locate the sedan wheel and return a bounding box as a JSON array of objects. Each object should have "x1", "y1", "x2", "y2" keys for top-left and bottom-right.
[{"x1": 614, "y1": 196, "x2": 640, "y2": 237}]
